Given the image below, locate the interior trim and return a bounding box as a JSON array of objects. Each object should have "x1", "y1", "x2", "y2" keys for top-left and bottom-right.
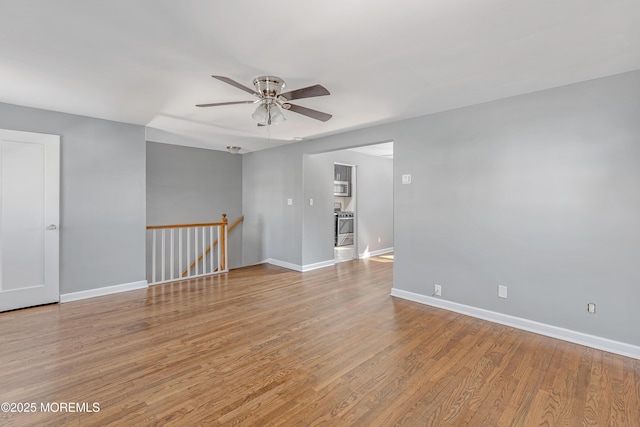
[
  {"x1": 265, "y1": 258, "x2": 336, "y2": 272},
  {"x1": 359, "y1": 247, "x2": 394, "y2": 259},
  {"x1": 390, "y1": 288, "x2": 640, "y2": 360},
  {"x1": 60, "y1": 280, "x2": 148, "y2": 303}
]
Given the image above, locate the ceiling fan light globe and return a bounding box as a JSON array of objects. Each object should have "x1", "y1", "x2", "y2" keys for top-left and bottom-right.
[
  {"x1": 269, "y1": 104, "x2": 286, "y2": 124},
  {"x1": 252, "y1": 104, "x2": 269, "y2": 125}
]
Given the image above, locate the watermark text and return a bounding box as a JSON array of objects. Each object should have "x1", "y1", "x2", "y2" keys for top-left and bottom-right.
[{"x1": 1, "y1": 402, "x2": 100, "y2": 413}]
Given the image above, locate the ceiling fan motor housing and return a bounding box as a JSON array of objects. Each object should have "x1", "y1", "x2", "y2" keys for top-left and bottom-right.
[{"x1": 253, "y1": 76, "x2": 285, "y2": 100}]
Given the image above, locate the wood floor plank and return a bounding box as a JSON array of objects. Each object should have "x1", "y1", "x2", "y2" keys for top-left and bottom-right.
[
  {"x1": 362, "y1": 322, "x2": 504, "y2": 426},
  {"x1": 456, "y1": 328, "x2": 526, "y2": 426},
  {"x1": 497, "y1": 335, "x2": 560, "y2": 426},
  {"x1": 611, "y1": 353, "x2": 630, "y2": 426},
  {"x1": 0, "y1": 257, "x2": 638, "y2": 426},
  {"x1": 588, "y1": 350, "x2": 614, "y2": 427}
]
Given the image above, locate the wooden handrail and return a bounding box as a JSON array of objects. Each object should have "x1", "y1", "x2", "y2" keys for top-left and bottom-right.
[
  {"x1": 147, "y1": 220, "x2": 227, "y2": 230},
  {"x1": 148, "y1": 214, "x2": 230, "y2": 285},
  {"x1": 181, "y1": 215, "x2": 244, "y2": 277}
]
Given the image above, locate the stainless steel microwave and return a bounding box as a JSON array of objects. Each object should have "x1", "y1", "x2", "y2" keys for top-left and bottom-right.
[{"x1": 334, "y1": 181, "x2": 350, "y2": 197}]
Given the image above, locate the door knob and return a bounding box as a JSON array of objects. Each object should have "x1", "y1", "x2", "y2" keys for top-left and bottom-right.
[{"x1": 47, "y1": 224, "x2": 57, "y2": 230}]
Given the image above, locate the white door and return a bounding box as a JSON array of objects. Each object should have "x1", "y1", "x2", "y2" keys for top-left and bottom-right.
[{"x1": 0, "y1": 129, "x2": 60, "y2": 312}]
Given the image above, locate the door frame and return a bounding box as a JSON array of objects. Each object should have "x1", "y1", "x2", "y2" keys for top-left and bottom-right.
[{"x1": 0, "y1": 128, "x2": 60, "y2": 311}]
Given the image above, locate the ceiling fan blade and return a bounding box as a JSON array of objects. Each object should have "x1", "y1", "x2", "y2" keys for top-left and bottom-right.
[
  {"x1": 212, "y1": 75, "x2": 260, "y2": 97},
  {"x1": 285, "y1": 104, "x2": 332, "y2": 122},
  {"x1": 279, "y1": 84, "x2": 330, "y2": 101},
  {"x1": 196, "y1": 101, "x2": 255, "y2": 107}
]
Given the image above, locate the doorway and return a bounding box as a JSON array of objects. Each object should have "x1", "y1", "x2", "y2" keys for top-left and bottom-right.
[
  {"x1": 334, "y1": 163, "x2": 356, "y2": 262},
  {"x1": 0, "y1": 128, "x2": 60, "y2": 312},
  {"x1": 302, "y1": 141, "x2": 394, "y2": 269}
]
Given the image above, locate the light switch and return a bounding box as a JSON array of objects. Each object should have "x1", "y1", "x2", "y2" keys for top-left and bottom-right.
[
  {"x1": 402, "y1": 174, "x2": 411, "y2": 184},
  {"x1": 287, "y1": 198, "x2": 293, "y2": 206}
]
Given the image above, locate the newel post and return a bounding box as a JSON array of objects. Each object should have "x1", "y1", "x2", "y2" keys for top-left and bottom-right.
[{"x1": 220, "y1": 214, "x2": 228, "y2": 271}]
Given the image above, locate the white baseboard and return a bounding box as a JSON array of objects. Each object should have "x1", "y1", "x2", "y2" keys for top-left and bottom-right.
[
  {"x1": 264, "y1": 258, "x2": 303, "y2": 272},
  {"x1": 359, "y1": 247, "x2": 394, "y2": 259},
  {"x1": 302, "y1": 260, "x2": 335, "y2": 272},
  {"x1": 390, "y1": 288, "x2": 640, "y2": 360},
  {"x1": 264, "y1": 258, "x2": 336, "y2": 272},
  {"x1": 60, "y1": 280, "x2": 148, "y2": 303}
]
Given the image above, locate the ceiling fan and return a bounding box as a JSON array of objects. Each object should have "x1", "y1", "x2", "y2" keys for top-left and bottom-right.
[{"x1": 197, "y1": 75, "x2": 332, "y2": 126}]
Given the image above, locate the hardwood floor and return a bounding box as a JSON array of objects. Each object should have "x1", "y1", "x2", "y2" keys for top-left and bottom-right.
[{"x1": 1, "y1": 256, "x2": 638, "y2": 426}]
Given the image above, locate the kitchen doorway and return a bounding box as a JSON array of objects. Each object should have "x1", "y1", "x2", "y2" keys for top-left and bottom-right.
[
  {"x1": 301, "y1": 141, "x2": 394, "y2": 270},
  {"x1": 334, "y1": 163, "x2": 356, "y2": 263}
]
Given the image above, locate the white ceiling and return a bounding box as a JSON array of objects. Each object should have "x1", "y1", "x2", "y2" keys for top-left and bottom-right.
[
  {"x1": 1, "y1": 1, "x2": 639, "y2": 153},
  {"x1": 348, "y1": 142, "x2": 394, "y2": 159}
]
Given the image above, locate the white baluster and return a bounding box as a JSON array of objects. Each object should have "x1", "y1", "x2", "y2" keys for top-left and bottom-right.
[
  {"x1": 194, "y1": 227, "x2": 199, "y2": 276},
  {"x1": 217, "y1": 226, "x2": 221, "y2": 271},
  {"x1": 202, "y1": 227, "x2": 206, "y2": 274},
  {"x1": 152, "y1": 230, "x2": 157, "y2": 284},
  {"x1": 178, "y1": 228, "x2": 183, "y2": 279},
  {"x1": 161, "y1": 229, "x2": 166, "y2": 282},
  {"x1": 186, "y1": 228, "x2": 191, "y2": 277},
  {"x1": 209, "y1": 226, "x2": 214, "y2": 273},
  {"x1": 170, "y1": 229, "x2": 175, "y2": 280},
  {"x1": 223, "y1": 224, "x2": 228, "y2": 271}
]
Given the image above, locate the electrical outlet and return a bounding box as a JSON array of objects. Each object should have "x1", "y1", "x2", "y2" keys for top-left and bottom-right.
[
  {"x1": 434, "y1": 284, "x2": 442, "y2": 297},
  {"x1": 498, "y1": 285, "x2": 508, "y2": 299},
  {"x1": 587, "y1": 303, "x2": 596, "y2": 314}
]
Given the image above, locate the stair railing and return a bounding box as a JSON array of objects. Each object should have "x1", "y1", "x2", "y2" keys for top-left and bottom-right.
[
  {"x1": 146, "y1": 214, "x2": 229, "y2": 285},
  {"x1": 181, "y1": 215, "x2": 244, "y2": 277}
]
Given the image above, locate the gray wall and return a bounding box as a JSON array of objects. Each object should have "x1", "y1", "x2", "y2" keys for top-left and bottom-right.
[
  {"x1": 242, "y1": 146, "x2": 304, "y2": 265},
  {"x1": 146, "y1": 142, "x2": 243, "y2": 269},
  {"x1": 302, "y1": 153, "x2": 333, "y2": 266},
  {"x1": 243, "y1": 137, "x2": 396, "y2": 268},
  {"x1": 0, "y1": 102, "x2": 146, "y2": 293},
  {"x1": 302, "y1": 150, "x2": 393, "y2": 265},
  {"x1": 391, "y1": 70, "x2": 640, "y2": 346},
  {"x1": 242, "y1": 69, "x2": 640, "y2": 346}
]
